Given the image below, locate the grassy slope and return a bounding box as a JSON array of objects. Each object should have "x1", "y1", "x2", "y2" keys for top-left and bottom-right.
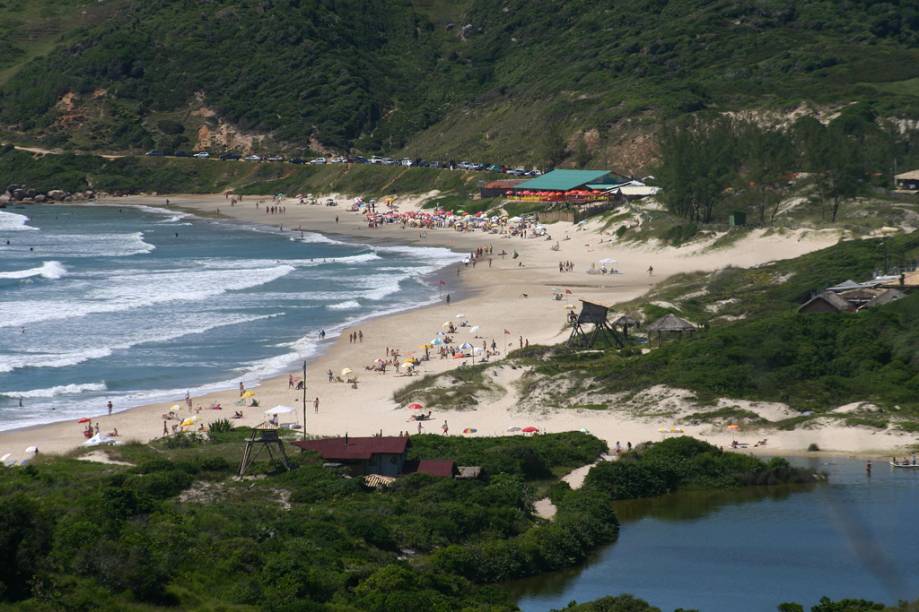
[{"x1": 0, "y1": 0, "x2": 918, "y2": 162}]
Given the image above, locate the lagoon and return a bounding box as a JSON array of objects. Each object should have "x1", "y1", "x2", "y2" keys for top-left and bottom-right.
[{"x1": 513, "y1": 458, "x2": 919, "y2": 611}]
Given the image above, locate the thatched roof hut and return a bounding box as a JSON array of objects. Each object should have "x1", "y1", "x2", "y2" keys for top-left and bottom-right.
[
  {"x1": 611, "y1": 313, "x2": 641, "y2": 328},
  {"x1": 646, "y1": 313, "x2": 697, "y2": 345},
  {"x1": 646, "y1": 313, "x2": 697, "y2": 333}
]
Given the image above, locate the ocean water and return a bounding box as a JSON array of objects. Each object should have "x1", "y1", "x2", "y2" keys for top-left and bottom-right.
[{"x1": 0, "y1": 205, "x2": 461, "y2": 429}]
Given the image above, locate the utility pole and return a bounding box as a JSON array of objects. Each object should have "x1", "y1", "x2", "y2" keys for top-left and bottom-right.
[{"x1": 301, "y1": 360, "x2": 307, "y2": 440}]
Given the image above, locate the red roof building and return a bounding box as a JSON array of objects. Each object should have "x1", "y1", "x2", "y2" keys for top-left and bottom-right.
[
  {"x1": 415, "y1": 459, "x2": 457, "y2": 478},
  {"x1": 292, "y1": 436, "x2": 409, "y2": 476}
]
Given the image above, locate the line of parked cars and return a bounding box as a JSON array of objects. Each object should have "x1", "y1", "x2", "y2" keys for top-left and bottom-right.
[{"x1": 144, "y1": 149, "x2": 542, "y2": 176}]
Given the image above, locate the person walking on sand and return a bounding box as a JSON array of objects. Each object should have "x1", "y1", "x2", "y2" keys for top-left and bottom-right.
[
  {"x1": 239, "y1": 382, "x2": 245, "y2": 396},
  {"x1": 417, "y1": 421, "x2": 423, "y2": 434},
  {"x1": 314, "y1": 397, "x2": 319, "y2": 414},
  {"x1": 327, "y1": 369, "x2": 334, "y2": 383},
  {"x1": 446, "y1": 294, "x2": 451, "y2": 305},
  {"x1": 185, "y1": 391, "x2": 192, "y2": 409},
  {"x1": 288, "y1": 374, "x2": 294, "y2": 389},
  {"x1": 163, "y1": 420, "x2": 168, "y2": 436},
  {"x1": 648, "y1": 265, "x2": 654, "y2": 276},
  {"x1": 107, "y1": 400, "x2": 113, "y2": 415},
  {"x1": 442, "y1": 420, "x2": 448, "y2": 435},
  {"x1": 358, "y1": 330, "x2": 363, "y2": 343}
]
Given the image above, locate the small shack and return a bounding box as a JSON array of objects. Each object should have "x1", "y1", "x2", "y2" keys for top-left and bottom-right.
[
  {"x1": 292, "y1": 436, "x2": 409, "y2": 477},
  {"x1": 797, "y1": 291, "x2": 853, "y2": 314},
  {"x1": 646, "y1": 313, "x2": 697, "y2": 344},
  {"x1": 895, "y1": 169, "x2": 919, "y2": 190},
  {"x1": 415, "y1": 459, "x2": 457, "y2": 478}
]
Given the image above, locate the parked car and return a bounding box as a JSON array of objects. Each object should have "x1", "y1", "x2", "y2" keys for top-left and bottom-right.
[
  {"x1": 350, "y1": 156, "x2": 368, "y2": 164},
  {"x1": 289, "y1": 158, "x2": 305, "y2": 165},
  {"x1": 173, "y1": 150, "x2": 191, "y2": 158},
  {"x1": 145, "y1": 150, "x2": 165, "y2": 157},
  {"x1": 309, "y1": 157, "x2": 326, "y2": 165},
  {"x1": 193, "y1": 151, "x2": 210, "y2": 159},
  {"x1": 219, "y1": 152, "x2": 241, "y2": 160},
  {"x1": 369, "y1": 156, "x2": 384, "y2": 164},
  {"x1": 267, "y1": 155, "x2": 284, "y2": 162},
  {"x1": 243, "y1": 154, "x2": 262, "y2": 162}
]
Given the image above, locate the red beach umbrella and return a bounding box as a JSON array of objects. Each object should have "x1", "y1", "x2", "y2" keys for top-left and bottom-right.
[
  {"x1": 522, "y1": 426, "x2": 539, "y2": 433},
  {"x1": 407, "y1": 402, "x2": 424, "y2": 410}
]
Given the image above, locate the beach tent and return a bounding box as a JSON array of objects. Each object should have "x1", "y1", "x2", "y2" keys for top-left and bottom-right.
[{"x1": 265, "y1": 405, "x2": 294, "y2": 415}]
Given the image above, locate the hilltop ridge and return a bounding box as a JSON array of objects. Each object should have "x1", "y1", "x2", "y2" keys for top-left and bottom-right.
[{"x1": 0, "y1": 0, "x2": 918, "y2": 169}]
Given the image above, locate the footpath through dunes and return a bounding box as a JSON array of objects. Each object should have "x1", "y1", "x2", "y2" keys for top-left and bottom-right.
[{"x1": 0, "y1": 192, "x2": 851, "y2": 460}]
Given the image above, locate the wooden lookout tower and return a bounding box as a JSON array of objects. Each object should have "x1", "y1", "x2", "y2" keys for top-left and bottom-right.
[
  {"x1": 568, "y1": 300, "x2": 624, "y2": 348},
  {"x1": 238, "y1": 422, "x2": 291, "y2": 476}
]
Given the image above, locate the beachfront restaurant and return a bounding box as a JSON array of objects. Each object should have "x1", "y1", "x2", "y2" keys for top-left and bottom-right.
[{"x1": 506, "y1": 169, "x2": 626, "y2": 203}]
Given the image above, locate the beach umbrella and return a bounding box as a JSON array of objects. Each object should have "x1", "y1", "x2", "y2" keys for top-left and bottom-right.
[
  {"x1": 399, "y1": 362, "x2": 414, "y2": 371},
  {"x1": 522, "y1": 426, "x2": 539, "y2": 433},
  {"x1": 506, "y1": 426, "x2": 522, "y2": 432},
  {"x1": 565, "y1": 304, "x2": 576, "y2": 310},
  {"x1": 431, "y1": 337, "x2": 443, "y2": 346},
  {"x1": 469, "y1": 325, "x2": 480, "y2": 333},
  {"x1": 340, "y1": 368, "x2": 353, "y2": 377},
  {"x1": 442, "y1": 321, "x2": 452, "y2": 329},
  {"x1": 455, "y1": 313, "x2": 465, "y2": 318},
  {"x1": 598, "y1": 258, "x2": 616, "y2": 266},
  {"x1": 265, "y1": 405, "x2": 294, "y2": 415},
  {"x1": 181, "y1": 416, "x2": 198, "y2": 427},
  {"x1": 78, "y1": 417, "x2": 91, "y2": 424},
  {"x1": 463, "y1": 427, "x2": 477, "y2": 434},
  {"x1": 170, "y1": 404, "x2": 181, "y2": 411},
  {"x1": 459, "y1": 342, "x2": 474, "y2": 351},
  {"x1": 241, "y1": 390, "x2": 256, "y2": 399}
]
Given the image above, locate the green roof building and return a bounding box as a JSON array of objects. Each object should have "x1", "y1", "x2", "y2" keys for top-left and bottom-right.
[{"x1": 516, "y1": 169, "x2": 615, "y2": 191}]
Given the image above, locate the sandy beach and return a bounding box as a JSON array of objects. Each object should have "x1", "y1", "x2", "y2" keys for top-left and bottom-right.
[{"x1": 1, "y1": 193, "x2": 910, "y2": 461}]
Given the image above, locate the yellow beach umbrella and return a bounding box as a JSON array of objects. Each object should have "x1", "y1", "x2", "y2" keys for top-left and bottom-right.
[
  {"x1": 241, "y1": 390, "x2": 256, "y2": 399},
  {"x1": 181, "y1": 415, "x2": 198, "y2": 427},
  {"x1": 340, "y1": 368, "x2": 353, "y2": 377}
]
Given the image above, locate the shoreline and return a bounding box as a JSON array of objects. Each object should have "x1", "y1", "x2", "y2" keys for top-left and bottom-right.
[{"x1": 1, "y1": 193, "x2": 912, "y2": 460}]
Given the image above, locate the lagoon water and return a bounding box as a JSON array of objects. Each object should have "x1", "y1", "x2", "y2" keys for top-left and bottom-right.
[
  {"x1": 513, "y1": 458, "x2": 919, "y2": 611},
  {"x1": 0, "y1": 205, "x2": 460, "y2": 430}
]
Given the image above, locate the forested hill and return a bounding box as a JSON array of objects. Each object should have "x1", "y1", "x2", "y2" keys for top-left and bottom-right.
[{"x1": 1, "y1": 0, "x2": 918, "y2": 166}]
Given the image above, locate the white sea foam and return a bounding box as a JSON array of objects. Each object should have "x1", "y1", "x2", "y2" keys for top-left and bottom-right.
[
  {"x1": 0, "y1": 265, "x2": 294, "y2": 328},
  {"x1": 0, "y1": 210, "x2": 37, "y2": 231},
  {"x1": 327, "y1": 300, "x2": 361, "y2": 311},
  {"x1": 1, "y1": 382, "x2": 107, "y2": 399},
  {"x1": 0, "y1": 260, "x2": 67, "y2": 280},
  {"x1": 0, "y1": 312, "x2": 283, "y2": 373}
]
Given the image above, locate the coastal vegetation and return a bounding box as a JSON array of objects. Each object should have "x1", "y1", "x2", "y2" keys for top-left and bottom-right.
[
  {"x1": 1, "y1": 1, "x2": 919, "y2": 166},
  {"x1": 0, "y1": 432, "x2": 820, "y2": 609}
]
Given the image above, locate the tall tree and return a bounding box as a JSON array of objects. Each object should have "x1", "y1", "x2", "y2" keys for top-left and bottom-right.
[
  {"x1": 815, "y1": 126, "x2": 865, "y2": 222},
  {"x1": 657, "y1": 118, "x2": 737, "y2": 223},
  {"x1": 740, "y1": 123, "x2": 793, "y2": 224}
]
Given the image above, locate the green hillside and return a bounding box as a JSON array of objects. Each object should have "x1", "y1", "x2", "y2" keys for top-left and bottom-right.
[{"x1": 1, "y1": 0, "x2": 918, "y2": 165}]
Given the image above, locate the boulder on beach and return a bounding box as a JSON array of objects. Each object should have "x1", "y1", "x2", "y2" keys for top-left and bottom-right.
[{"x1": 48, "y1": 189, "x2": 66, "y2": 200}]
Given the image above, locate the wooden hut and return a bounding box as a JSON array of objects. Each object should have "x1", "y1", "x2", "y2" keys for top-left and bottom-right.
[
  {"x1": 797, "y1": 291, "x2": 853, "y2": 314},
  {"x1": 646, "y1": 313, "x2": 697, "y2": 345}
]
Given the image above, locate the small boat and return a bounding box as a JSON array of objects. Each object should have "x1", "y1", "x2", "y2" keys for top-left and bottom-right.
[{"x1": 889, "y1": 461, "x2": 919, "y2": 468}]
